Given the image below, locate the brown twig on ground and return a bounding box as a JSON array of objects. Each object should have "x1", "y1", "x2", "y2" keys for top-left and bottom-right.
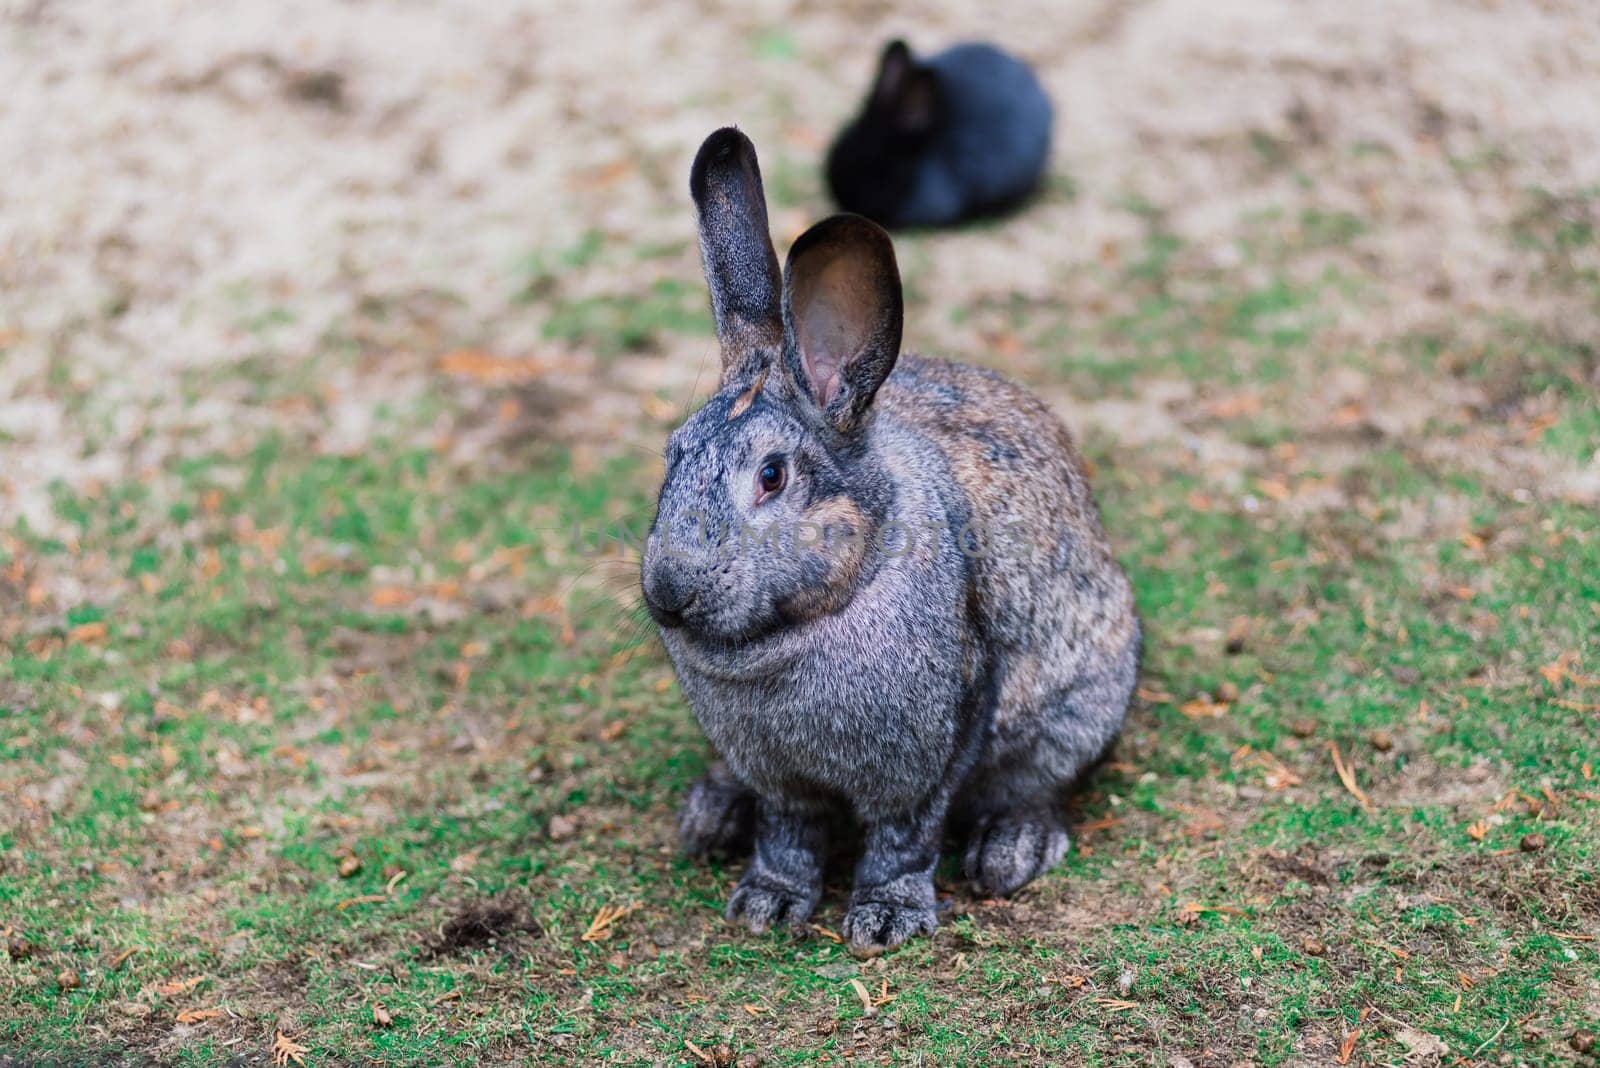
[{"x1": 1329, "y1": 743, "x2": 1374, "y2": 809}]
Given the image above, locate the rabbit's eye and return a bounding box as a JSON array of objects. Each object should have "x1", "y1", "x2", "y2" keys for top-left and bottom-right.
[{"x1": 755, "y1": 457, "x2": 787, "y2": 503}]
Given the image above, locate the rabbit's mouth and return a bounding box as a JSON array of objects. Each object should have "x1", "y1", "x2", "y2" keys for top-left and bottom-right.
[
  {"x1": 670, "y1": 608, "x2": 785, "y2": 650},
  {"x1": 662, "y1": 614, "x2": 803, "y2": 679},
  {"x1": 656, "y1": 591, "x2": 799, "y2": 660}
]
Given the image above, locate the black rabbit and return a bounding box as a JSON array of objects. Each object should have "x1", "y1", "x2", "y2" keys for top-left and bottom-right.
[{"x1": 826, "y1": 40, "x2": 1053, "y2": 229}]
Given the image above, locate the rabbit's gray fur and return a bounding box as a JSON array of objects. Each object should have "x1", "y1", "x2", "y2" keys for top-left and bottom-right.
[{"x1": 643, "y1": 128, "x2": 1140, "y2": 954}]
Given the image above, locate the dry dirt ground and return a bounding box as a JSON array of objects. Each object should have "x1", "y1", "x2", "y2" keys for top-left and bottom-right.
[{"x1": 2, "y1": 1, "x2": 1598, "y2": 1066}]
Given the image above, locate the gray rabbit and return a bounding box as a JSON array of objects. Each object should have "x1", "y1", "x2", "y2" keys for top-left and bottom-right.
[{"x1": 641, "y1": 128, "x2": 1140, "y2": 955}]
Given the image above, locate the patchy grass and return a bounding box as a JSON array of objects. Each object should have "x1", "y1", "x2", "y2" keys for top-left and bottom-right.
[{"x1": 4, "y1": 183, "x2": 1597, "y2": 1068}]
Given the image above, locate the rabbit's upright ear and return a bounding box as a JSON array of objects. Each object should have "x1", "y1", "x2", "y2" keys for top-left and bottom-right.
[
  {"x1": 871, "y1": 41, "x2": 938, "y2": 134},
  {"x1": 690, "y1": 128, "x2": 784, "y2": 384},
  {"x1": 871, "y1": 40, "x2": 915, "y2": 109},
  {"x1": 781, "y1": 214, "x2": 902, "y2": 435}
]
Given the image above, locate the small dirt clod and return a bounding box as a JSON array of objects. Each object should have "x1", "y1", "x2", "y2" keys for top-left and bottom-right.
[
  {"x1": 1302, "y1": 937, "x2": 1326, "y2": 956},
  {"x1": 426, "y1": 902, "x2": 538, "y2": 958},
  {"x1": 1290, "y1": 718, "x2": 1318, "y2": 738},
  {"x1": 338, "y1": 854, "x2": 363, "y2": 878},
  {"x1": 1520, "y1": 833, "x2": 1546, "y2": 853},
  {"x1": 7, "y1": 939, "x2": 34, "y2": 961},
  {"x1": 1369, "y1": 730, "x2": 1393, "y2": 752},
  {"x1": 56, "y1": 970, "x2": 80, "y2": 991}
]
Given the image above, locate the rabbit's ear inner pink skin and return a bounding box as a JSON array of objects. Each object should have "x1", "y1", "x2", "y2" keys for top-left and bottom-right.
[
  {"x1": 690, "y1": 127, "x2": 783, "y2": 385},
  {"x1": 780, "y1": 213, "x2": 903, "y2": 436}
]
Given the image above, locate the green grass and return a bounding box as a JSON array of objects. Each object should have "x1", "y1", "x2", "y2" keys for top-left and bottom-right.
[{"x1": 3, "y1": 189, "x2": 1599, "y2": 1067}]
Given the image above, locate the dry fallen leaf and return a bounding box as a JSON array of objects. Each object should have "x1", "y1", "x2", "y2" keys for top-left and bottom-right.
[
  {"x1": 369, "y1": 586, "x2": 414, "y2": 609},
  {"x1": 1233, "y1": 745, "x2": 1302, "y2": 790},
  {"x1": 436, "y1": 349, "x2": 544, "y2": 384},
  {"x1": 1539, "y1": 652, "x2": 1578, "y2": 686},
  {"x1": 1520, "y1": 411, "x2": 1560, "y2": 444},
  {"x1": 1177, "y1": 901, "x2": 1248, "y2": 925},
  {"x1": 272, "y1": 1030, "x2": 309, "y2": 1067},
  {"x1": 1467, "y1": 820, "x2": 1488, "y2": 841},
  {"x1": 848, "y1": 977, "x2": 876, "y2": 1016},
  {"x1": 176, "y1": 1007, "x2": 223, "y2": 1024},
  {"x1": 1364, "y1": 940, "x2": 1411, "y2": 960},
  {"x1": 1254, "y1": 477, "x2": 1292, "y2": 502},
  {"x1": 1336, "y1": 1028, "x2": 1361, "y2": 1064},
  {"x1": 581, "y1": 903, "x2": 638, "y2": 943},
  {"x1": 1206, "y1": 392, "x2": 1263, "y2": 419},
  {"x1": 155, "y1": 976, "x2": 207, "y2": 996},
  {"x1": 68, "y1": 620, "x2": 108, "y2": 644},
  {"x1": 1179, "y1": 697, "x2": 1229, "y2": 719}
]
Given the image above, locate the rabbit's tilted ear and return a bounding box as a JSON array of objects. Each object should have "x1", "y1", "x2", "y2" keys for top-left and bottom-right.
[
  {"x1": 871, "y1": 40, "x2": 915, "y2": 110},
  {"x1": 781, "y1": 214, "x2": 903, "y2": 435},
  {"x1": 690, "y1": 127, "x2": 784, "y2": 384},
  {"x1": 870, "y1": 40, "x2": 938, "y2": 133}
]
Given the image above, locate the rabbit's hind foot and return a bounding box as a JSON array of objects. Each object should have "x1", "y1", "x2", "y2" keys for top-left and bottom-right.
[
  {"x1": 677, "y1": 763, "x2": 756, "y2": 859},
  {"x1": 962, "y1": 808, "x2": 1070, "y2": 898}
]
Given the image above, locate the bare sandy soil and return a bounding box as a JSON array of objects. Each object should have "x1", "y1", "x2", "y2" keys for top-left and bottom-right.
[{"x1": 4, "y1": 0, "x2": 1597, "y2": 534}]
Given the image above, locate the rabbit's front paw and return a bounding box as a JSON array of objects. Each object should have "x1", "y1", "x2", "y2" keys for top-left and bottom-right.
[
  {"x1": 725, "y1": 875, "x2": 817, "y2": 935},
  {"x1": 841, "y1": 900, "x2": 937, "y2": 957}
]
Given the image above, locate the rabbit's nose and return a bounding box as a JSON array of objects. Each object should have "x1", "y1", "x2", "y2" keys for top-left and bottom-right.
[{"x1": 642, "y1": 564, "x2": 697, "y2": 630}]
